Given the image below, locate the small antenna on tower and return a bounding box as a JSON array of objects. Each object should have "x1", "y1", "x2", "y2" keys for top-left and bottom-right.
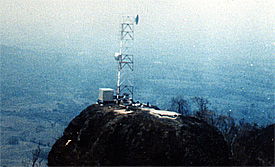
[
  {"x1": 115, "y1": 15, "x2": 138, "y2": 103},
  {"x1": 135, "y1": 15, "x2": 139, "y2": 25}
]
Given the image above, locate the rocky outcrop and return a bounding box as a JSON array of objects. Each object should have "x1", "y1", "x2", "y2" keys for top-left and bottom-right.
[{"x1": 48, "y1": 104, "x2": 230, "y2": 166}]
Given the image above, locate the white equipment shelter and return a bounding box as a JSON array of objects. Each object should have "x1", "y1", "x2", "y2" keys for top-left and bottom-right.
[{"x1": 98, "y1": 88, "x2": 114, "y2": 103}]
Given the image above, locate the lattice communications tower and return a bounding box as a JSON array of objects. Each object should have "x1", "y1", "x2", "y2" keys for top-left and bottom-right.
[{"x1": 114, "y1": 15, "x2": 139, "y2": 101}]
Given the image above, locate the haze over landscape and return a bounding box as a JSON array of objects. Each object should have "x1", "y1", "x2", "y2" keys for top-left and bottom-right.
[{"x1": 1, "y1": 0, "x2": 274, "y2": 166}]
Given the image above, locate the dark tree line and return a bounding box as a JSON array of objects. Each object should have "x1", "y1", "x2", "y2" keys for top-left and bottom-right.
[{"x1": 169, "y1": 96, "x2": 271, "y2": 165}]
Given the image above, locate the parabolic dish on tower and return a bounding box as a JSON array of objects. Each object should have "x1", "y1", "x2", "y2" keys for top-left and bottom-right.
[{"x1": 114, "y1": 53, "x2": 120, "y2": 61}]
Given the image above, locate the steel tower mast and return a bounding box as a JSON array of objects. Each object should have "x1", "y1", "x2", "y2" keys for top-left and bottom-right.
[{"x1": 115, "y1": 15, "x2": 138, "y2": 101}]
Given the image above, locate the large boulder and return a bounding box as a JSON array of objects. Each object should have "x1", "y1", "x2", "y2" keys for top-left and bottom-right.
[{"x1": 48, "y1": 104, "x2": 230, "y2": 166}]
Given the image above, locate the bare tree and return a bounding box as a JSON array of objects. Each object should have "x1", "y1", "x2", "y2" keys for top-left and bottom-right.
[
  {"x1": 170, "y1": 96, "x2": 191, "y2": 116},
  {"x1": 23, "y1": 142, "x2": 44, "y2": 167},
  {"x1": 213, "y1": 114, "x2": 238, "y2": 155},
  {"x1": 191, "y1": 97, "x2": 211, "y2": 119},
  {"x1": 31, "y1": 141, "x2": 43, "y2": 167}
]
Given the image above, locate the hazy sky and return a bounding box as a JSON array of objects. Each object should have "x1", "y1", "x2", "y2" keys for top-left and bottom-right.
[{"x1": 1, "y1": 0, "x2": 275, "y2": 55}]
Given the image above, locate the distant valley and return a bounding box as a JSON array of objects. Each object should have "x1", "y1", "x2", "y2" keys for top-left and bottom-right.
[{"x1": 1, "y1": 44, "x2": 274, "y2": 166}]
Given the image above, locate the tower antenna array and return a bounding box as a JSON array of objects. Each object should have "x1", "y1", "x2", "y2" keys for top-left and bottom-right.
[{"x1": 115, "y1": 15, "x2": 138, "y2": 101}]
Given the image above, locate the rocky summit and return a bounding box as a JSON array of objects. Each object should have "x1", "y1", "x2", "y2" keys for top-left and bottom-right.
[{"x1": 48, "y1": 104, "x2": 230, "y2": 166}]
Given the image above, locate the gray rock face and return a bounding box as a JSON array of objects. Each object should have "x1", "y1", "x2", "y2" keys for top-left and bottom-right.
[{"x1": 48, "y1": 104, "x2": 230, "y2": 166}]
